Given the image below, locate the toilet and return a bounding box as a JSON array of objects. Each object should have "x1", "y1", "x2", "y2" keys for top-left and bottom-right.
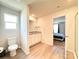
[{"x1": 8, "y1": 37, "x2": 18, "y2": 57}]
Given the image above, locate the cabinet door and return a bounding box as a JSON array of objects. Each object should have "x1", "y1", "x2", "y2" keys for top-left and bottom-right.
[{"x1": 29, "y1": 34, "x2": 41, "y2": 46}]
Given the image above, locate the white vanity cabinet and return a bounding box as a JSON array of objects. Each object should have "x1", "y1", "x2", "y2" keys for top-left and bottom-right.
[{"x1": 29, "y1": 32, "x2": 41, "y2": 47}]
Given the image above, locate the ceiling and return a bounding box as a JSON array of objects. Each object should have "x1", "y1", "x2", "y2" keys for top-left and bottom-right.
[
  {"x1": 0, "y1": 0, "x2": 37, "y2": 10},
  {"x1": 28, "y1": 0, "x2": 78, "y2": 17},
  {"x1": 0, "y1": 0, "x2": 77, "y2": 17}
]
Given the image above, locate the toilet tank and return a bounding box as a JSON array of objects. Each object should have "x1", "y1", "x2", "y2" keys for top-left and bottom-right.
[{"x1": 8, "y1": 37, "x2": 17, "y2": 45}]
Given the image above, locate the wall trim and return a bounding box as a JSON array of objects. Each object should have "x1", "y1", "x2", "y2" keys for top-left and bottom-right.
[
  {"x1": 41, "y1": 41, "x2": 53, "y2": 46},
  {"x1": 67, "y1": 49, "x2": 77, "y2": 59},
  {"x1": 21, "y1": 47, "x2": 30, "y2": 55}
]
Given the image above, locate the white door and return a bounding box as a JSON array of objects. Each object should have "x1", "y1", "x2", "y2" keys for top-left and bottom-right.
[{"x1": 75, "y1": 13, "x2": 78, "y2": 57}]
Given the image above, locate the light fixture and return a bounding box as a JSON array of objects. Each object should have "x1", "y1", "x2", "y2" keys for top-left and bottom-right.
[{"x1": 29, "y1": 16, "x2": 36, "y2": 21}]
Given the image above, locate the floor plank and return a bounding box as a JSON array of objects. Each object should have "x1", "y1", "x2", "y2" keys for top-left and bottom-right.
[{"x1": 0, "y1": 41, "x2": 65, "y2": 59}]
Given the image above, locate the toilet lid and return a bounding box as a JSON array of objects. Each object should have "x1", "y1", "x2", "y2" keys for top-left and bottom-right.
[{"x1": 8, "y1": 44, "x2": 18, "y2": 50}]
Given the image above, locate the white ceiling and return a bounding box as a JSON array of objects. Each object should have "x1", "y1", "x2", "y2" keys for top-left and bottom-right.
[
  {"x1": 28, "y1": 0, "x2": 78, "y2": 17},
  {"x1": 0, "y1": 0, "x2": 37, "y2": 10},
  {"x1": 0, "y1": 0, "x2": 77, "y2": 17}
]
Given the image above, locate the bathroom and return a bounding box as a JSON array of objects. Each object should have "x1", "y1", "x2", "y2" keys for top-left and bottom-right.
[
  {"x1": 0, "y1": 4, "x2": 20, "y2": 57},
  {"x1": 0, "y1": 5, "x2": 41, "y2": 56}
]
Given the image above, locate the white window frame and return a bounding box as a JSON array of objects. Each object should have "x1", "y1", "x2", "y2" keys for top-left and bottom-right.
[
  {"x1": 4, "y1": 13, "x2": 17, "y2": 29},
  {"x1": 53, "y1": 23, "x2": 59, "y2": 33}
]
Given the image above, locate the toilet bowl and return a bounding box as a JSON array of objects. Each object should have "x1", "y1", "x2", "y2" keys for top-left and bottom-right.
[
  {"x1": 8, "y1": 44, "x2": 18, "y2": 57},
  {"x1": 8, "y1": 37, "x2": 18, "y2": 57}
]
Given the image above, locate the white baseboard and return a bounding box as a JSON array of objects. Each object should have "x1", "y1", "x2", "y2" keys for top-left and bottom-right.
[
  {"x1": 67, "y1": 49, "x2": 77, "y2": 59},
  {"x1": 21, "y1": 47, "x2": 30, "y2": 55},
  {"x1": 41, "y1": 41, "x2": 53, "y2": 46}
]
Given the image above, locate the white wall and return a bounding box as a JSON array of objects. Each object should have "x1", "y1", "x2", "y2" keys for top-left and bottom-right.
[
  {"x1": 38, "y1": 15, "x2": 53, "y2": 46},
  {"x1": 20, "y1": 6, "x2": 30, "y2": 55}
]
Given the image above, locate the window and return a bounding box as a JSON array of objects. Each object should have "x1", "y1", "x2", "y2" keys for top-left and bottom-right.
[
  {"x1": 4, "y1": 13, "x2": 17, "y2": 29},
  {"x1": 54, "y1": 24, "x2": 58, "y2": 33}
]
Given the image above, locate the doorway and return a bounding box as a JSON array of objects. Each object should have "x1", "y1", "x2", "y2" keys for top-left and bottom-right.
[{"x1": 53, "y1": 16, "x2": 65, "y2": 58}]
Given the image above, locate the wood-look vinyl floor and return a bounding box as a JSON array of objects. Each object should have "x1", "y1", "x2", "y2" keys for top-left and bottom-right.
[
  {"x1": 0, "y1": 41, "x2": 65, "y2": 59},
  {"x1": 66, "y1": 51, "x2": 75, "y2": 59}
]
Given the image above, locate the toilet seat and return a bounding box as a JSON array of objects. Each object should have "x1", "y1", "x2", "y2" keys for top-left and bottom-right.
[
  {"x1": 8, "y1": 44, "x2": 18, "y2": 51},
  {"x1": 7, "y1": 37, "x2": 18, "y2": 57}
]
